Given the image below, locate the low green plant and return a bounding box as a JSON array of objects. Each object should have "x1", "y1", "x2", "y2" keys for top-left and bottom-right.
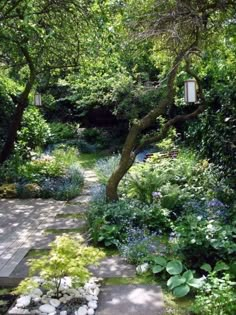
[
  {"x1": 123, "y1": 149, "x2": 234, "y2": 208},
  {"x1": 87, "y1": 198, "x2": 170, "y2": 246},
  {"x1": 40, "y1": 163, "x2": 84, "y2": 201},
  {"x1": 52, "y1": 146, "x2": 80, "y2": 167},
  {"x1": 174, "y1": 213, "x2": 236, "y2": 269},
  {"x1": 18, "y1": 157, "x2": 65, "y2": 182},
  {"x1": 191, "y1": 273, "x2": 236, "y2": 315},
  {"x1": 48, "y1": 122, "x2": 78, "y2": 144},
  {"x1": 151, "y1": 258, "x2": 203, "y2": 298},
  {"x1": 17, "y1": 235, "x2": 105, "y2": 298}
]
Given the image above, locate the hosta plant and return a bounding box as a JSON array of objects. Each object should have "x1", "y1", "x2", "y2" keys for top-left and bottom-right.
[{"x1": 151, "y1": 257, "x2": 203, "y2": 297}]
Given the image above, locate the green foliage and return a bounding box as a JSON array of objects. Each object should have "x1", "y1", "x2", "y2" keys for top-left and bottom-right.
[
  {"x1": 48, "y1": 122, "x2": 78, "y2": 144},
  {"x1": 18, "y1": 157, "x2": 65, "y2": 182},
  {"x1": 22, "y1": 235, "x2": 105, "y2": 297},
  {"x1": 151, "y1": 257, "x2": 203, "y2": 298},
  {"x1": 87, "y1": 198, "x2": 170, "y2": 246},
  {"x1": 191, "y1": 273, "x2": 236, "y2": 315},
  {"x1": 174, "y1": 213, "x2": 236, "y2": 269},
  {"x1": 13, "y1": 278, "x2": 38, "y2": 295},
  {"x1": 0, "y1": 146, "x2": 83, "y2": 200},
  {"x1": 184, "y1": 23, "x2": 236, "y2": 175},
  {"x1": 123, "y1": 149, "x2": 234, "y2": 210},
  {"x1": 17, "y1": 106, "x2": 51, "y2": 157},
  {"x1": 0, "y1": 74, "x2": 18, "y2": 148},
  {"x1": 95, "y1": 154, "x2": 121, "y2": 184},
  {"x1": 52, "y1": 146, "x2": 80, "y2": 167}
]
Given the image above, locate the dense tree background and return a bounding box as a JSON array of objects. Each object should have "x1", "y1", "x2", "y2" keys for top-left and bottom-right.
[{"x1": 0, "y1": 0, "x2": 235, "y2": 180}]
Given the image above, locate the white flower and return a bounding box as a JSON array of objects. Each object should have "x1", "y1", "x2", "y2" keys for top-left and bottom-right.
[{"x1": 136, "y1": 263, "x2": 149, "y2": 274}]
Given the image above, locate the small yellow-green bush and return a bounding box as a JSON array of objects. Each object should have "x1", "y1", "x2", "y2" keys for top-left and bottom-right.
[{"x1": 0, "y1": 183, "x2": 17, "y2": 198}]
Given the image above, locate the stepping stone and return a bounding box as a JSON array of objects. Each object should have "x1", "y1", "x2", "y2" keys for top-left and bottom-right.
[
  {"x1": 96, "y1": 285, "x2": 165, "y2": 315},
  {"x1": 72, "y1": 195, "x2": 92, "y2": 204},
  {"x1": 42, "y1": 218, "x2": 86, "y2": 230},
  {"x1": 58, "y1": 203, "x2": 87, "y2": 215},
  {"x1": 0, "y1": 247, "x2": 29, "y2": 277},
  {"x1": 89, "y1": 256, "x2": 136, "y2": 278}
]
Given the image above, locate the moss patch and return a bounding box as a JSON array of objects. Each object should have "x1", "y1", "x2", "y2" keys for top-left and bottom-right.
[
  {"x1": 77, "y1": 152, "x2": 108, "y2": 169},
  {"x1": 104, "y1": 274, "x2": 158, "y2": 286},
  {"x1": 45, "y1": 227, "x2": 87, "y2": 235},
  {"x1": 163, "y1": 291, "x2": 194, "y2": 315},
  {"x1": 26, "y1": 249, "x2": 49, "y2": 258},
  {"x1": 56, "y1": 213, "x2": 86, "y2": 219}
]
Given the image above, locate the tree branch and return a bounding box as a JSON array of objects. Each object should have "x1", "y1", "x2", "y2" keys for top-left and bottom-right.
[{"x1": 135, "y1": 60, "x2": 206, "y2": 154}]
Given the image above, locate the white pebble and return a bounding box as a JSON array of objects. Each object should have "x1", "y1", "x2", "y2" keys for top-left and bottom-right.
[
  {"x1": 88, "y1": 301, "x2": 97, "y2": 309},
  {"x1": 9, "y1": 308, "x2": 30, "y2": 314},
  {"x1": 76, "y1": 306, "x2": 88, "y2": 315},
  {"x1": 16, "y1": 296, "x2": 31, "y2": 307},
  {"x1": 50, "y1": 298, "x2": 61, "y2": 308},
  {"x1": 39, "y1": 304, "x2": 56, "y2": 314},
  {"x1": 88, "y1": 309, "x2": 95, "y2": 315}
]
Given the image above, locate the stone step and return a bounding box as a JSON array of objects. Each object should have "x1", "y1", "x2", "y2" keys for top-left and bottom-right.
[
  {"x1": 96, "y1": 285, "x2": 165, "y2": 315},
  {"x1": 89, "y1": 256, "x2": 136, "y2": 278},
  {"x1": 71, "y1": 195, "x2": 92, "y2": 204},
  {"x1": 58, "y1": 203, "x2": 88, "y2": 215},
  {"x1": 0, "y1": 247, "x2": 29, "y2": 277},
  {"x1": 42, "y1": 218, "x2": 86, "y2": 230}
]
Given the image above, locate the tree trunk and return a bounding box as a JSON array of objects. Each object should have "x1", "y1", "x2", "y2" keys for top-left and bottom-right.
[
  {"x1": 106, "y1": 124, "x2": 140, "y2": 201},
  {"x1": 0, "y1": 72, "x2": 36, "y2": 164}
]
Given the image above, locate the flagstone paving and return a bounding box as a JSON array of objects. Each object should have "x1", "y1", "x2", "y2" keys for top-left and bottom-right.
[
  {"x1": 89, "y1": 256, "x2": 136, "y2": 278},
  {"x1": 96, "y1": 285, "x2": 165, "y2": 315},
  {"x1": 0, "y1": 169, "x2": 98, "y2": 286}
]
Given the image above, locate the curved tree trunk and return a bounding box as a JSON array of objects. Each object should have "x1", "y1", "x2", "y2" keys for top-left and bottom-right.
[{"x1": 0, "y1": 71, "x2": 36, "y2": 164}]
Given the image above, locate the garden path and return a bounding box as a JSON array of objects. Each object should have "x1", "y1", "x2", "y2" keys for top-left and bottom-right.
[
  {"x1": 0, "y1": 169, "x2": 97, "y2": 286},
  {"x1": 1, "y1": 169, "x2": 165, "y2": 315}
]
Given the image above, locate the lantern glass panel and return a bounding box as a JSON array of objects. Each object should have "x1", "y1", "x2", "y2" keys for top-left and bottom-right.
[
  {"x1": 34, "y1": 93, "x2": 42, "y2": 106},
  {"x1": 184, "y1": 80, "x2": 197, "y2": 103}
]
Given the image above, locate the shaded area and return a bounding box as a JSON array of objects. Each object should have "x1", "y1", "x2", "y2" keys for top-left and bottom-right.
[{"x1": 89, "y1": 256, "x2": 136, "y2": 278}]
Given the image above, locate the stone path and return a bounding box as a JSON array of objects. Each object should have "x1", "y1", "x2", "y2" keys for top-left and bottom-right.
[
  {"x1": 1, "y1": 167, "x2": 165, "y2": 314},
  {"x1": 0, "y1": 169, "x2": 97, "y2": 286},
  {"x1": 89, "y1": 256, "x2": 136, "y2": 278},
  {"x1": 97, "y1": 285, "x2": 165, "y2": 315}
]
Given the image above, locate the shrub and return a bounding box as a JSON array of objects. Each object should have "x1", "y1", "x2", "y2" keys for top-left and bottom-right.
[
  {"x1": 40, "y1": 163, "x2": 84, "y2": 201},
  {"x1": 18, "y1": 235, "x2": 105, "y2": 297},
  {"x1": 17, "y1": 106, "x2": 51, "y2": 157},
  {"x1": 87, "y1": 198, "x2": 170, "y2": 246},
  {"x1": 123, "y1": 149, "x2": 234, "y2": 210},
  {"x1": 48, "y1": 122, "x2": 78, "y2": 144},
  {"x1": 174, "y1": 212, "x2": 236, "y2": 269},
  {"x1": 0, "y1": 184, "x2": 17, "y2": 198},
  {"x1": 119, "y1": 227, "x2": 159, "y2": 264},
  {"x1": 16, "y1": 183, "x2": 41, "y2": 198},
  {"x1": 18, "y1": 157, "x2": 65, "y2": 183},
  {"x1": 191, "y1": 273, "x2": 236, "y2": 315},
  {"x1": 52, "y1": 146, "x2": 80, "y2": 167},
  {"x1": 95, "y1": 154, "x2": 120, "y2": 184}
]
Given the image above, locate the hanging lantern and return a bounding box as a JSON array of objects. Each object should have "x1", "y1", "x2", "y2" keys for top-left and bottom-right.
[
  {"x1": 184, "y1": 79, "x2": 197, "y2": 103},
  {"x1": 34, "y1": 93, "x2": 42, "y2": 106}
]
